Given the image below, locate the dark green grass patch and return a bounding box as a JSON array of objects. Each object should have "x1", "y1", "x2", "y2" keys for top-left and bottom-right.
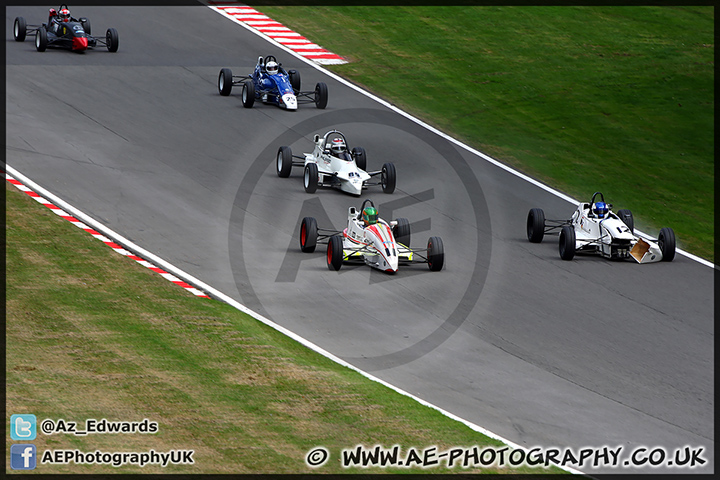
[
  {"x1": 262, "y1": 5, "x2": 714, "y2": 261},
  {"x1": 6, "y1": 184, "x2": 563, "y2": 474}
]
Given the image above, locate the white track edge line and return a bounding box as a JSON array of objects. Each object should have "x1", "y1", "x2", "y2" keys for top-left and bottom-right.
[
  {"x1": 6, "y1": 167, "x2": 585, "y2": 475},
  {"x1": 206, "y1": 4, "x2": 713, "y2": 270}
]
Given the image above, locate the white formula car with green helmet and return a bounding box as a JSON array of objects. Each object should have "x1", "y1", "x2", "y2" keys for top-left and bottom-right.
[{"x1": 299, "y1": 199, "x2": 444, "y2": 273}]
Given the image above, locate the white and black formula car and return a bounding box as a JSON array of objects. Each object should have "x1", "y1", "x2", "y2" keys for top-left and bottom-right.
[
  {"x1": 299, "y1": 199, "x2": 444, "y2": 273},
  {"x1": 527, "y1": 192, "x2": 676, "y2": 263},
  {"x1": 276, "y1": 130, "x2": 396, "y2": 196}
]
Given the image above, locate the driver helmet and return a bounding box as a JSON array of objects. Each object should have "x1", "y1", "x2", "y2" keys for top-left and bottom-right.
[
  {"x1": 59, "y1": 8, "x2": 71, "y2": 22},
  {"x1": 265, "y1": 61, "x2": 279, "y2": 75},
  {"x1": 331, "y1": 138, "x2": 347, "y2": 155},
  {"x1": 593, "y1": 201, "x2": 609, "y2": 219},
  {"x1": 362, "y1": 206, "x2": 378, "y2": 226}
]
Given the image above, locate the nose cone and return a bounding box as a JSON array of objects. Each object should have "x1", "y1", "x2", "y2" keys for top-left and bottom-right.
[
  {"x1": 282, "y1": 93, "x2": 297, "y2": 110},
  {"x1": 72, "y1": 36, "x2": 88, "y2": 51},
  {"x1": 348, "y1": 177, "x2": 363, "y2": 196},
  {"x1": 387, "y1": 255, "x2": 399, "y2": 272},
  {"x1": 367, "y1": 225, "x2": 399, "y2": 272}
]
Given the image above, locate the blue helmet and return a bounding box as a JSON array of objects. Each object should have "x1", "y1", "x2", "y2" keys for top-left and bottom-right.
[{"x1": 593, "y1": 202, "x2": 609, "y2": 219}]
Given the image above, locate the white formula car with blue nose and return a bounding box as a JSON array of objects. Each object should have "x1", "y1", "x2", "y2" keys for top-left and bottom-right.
[
  {"x1": 299, "y1": 199, "x2": 444, "y2": 273},
  {"x1": 276, "y1": 130, "x2": 396, "y2": 196},
  {"x1": 527, "y1": 192, "x2": 676, "y2": 263}
]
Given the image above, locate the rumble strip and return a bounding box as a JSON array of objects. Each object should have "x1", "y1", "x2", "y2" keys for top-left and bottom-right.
[
  {"x1": 5, "y1": 172, "x2": 210, "y2": 299},
  {"x1": 207, "y1": 2, "x2": 347, "y2": 65}
]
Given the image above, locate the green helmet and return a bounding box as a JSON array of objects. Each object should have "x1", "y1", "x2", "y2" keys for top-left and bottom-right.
[{"x1": 362, "y1": 206, "x2": 378, "y2": 225}]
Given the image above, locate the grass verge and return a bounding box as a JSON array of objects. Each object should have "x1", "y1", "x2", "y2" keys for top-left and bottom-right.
[
  {"x1": 5, "y1": 182, "x2": 565, "y2": 474},
  {"x1": 261, "y1": 5, "x2": 714, "y2": 262}
]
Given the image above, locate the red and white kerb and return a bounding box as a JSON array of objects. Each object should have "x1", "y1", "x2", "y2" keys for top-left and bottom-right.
[
  {"x1": 6, "y1": 173, "x2": 210, "y2": 299},
  {"x1": 208, "y1": 2, "x2": 347, "y2": 65}
]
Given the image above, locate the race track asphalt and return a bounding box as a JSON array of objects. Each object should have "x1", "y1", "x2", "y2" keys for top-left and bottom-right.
[{"x1": 6, "y1": 6, "x2": 714, "y2": 474}]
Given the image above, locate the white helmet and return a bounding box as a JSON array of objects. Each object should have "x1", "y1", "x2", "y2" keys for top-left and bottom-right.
[
  {"x1": 331, "y1": 138, "x2": 346, "y2": 155},
  {"x1": 266, "y1": 61, "x2": 279, "y2": 75}
]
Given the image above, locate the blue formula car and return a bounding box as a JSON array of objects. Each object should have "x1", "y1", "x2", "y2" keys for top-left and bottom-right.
[{"x1": 218, "y1": 55, "x2": 328, "y2": 110}]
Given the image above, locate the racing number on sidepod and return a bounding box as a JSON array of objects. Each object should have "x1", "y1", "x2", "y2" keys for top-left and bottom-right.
[{"x1": 275, "y1": 190, "x2": 435, "y2": 282}]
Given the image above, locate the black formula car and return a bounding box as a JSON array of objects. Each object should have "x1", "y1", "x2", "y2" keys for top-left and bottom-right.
[{"x1": 13, "y1": 5, "x2": 118, "y2": 53}]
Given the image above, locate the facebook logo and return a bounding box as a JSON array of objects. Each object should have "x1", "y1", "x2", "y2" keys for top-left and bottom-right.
[
  {"x1": 10, "y1": 414, "x2": 36, "y2": 440},
  {"x1": 11, "y1": 444, "x2": 37, "y2": 470}
]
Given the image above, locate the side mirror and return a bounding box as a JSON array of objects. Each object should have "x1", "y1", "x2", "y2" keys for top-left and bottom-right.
[{"x1": 314, "y1": 134, "x2": 320, "y2": 143}]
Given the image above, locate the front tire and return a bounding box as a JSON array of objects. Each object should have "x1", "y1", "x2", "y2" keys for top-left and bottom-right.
[
  {"x1": 79, "y1": 17, "x2": 91, "y2": 35},
  {"x1": 300, "y1": 217, "x2": 318, "y2": 253},
  {"x1": 559, "y1": 225, "x2": 576, "y2": 260},
  {"x1": 218, "y1": 68, "x2": 233, "y2": 96},
  {"x1": 658, "y1": 227, "x2": 676, "y2": 262},
  {"x1": 352, "y1": 147, "x2": 367, "y2": 171},
  {"x1": 427, "y1": 236, "x2": 444, "y2": 271},
  {"x1": 381, "y1": 162, "x2": 396, "y2": 194},
  {"x1": 304, "y1": 163, "x2": 319, "y2": 193},
  {"x1": 617, "y1": 209, "x2": 634, "y2": 234},
  {"x1": 289, "y1": 69, "x2": 301, "y2": 93},
  {"x1": 314, "y1": 82, "x2": 328, "y2": 109},
  {"x1": 14, "y1": 17, "x2": 26, "y2": 42},
  {"x1": 393, "y1": 218, "x2": 411, "y2": 247},
  {"x1": 35, "y1": 26, "x2": 48, "y2": 52},
  {"x1": 276, "y1": 146, "x2": 292, "y2": 178},
  {"x1": 241, "y1": 80, "x2": 255, "y2": 108},
  {"x1": 106, "y1": 27, "x2": 119, "y2": 52},
  {"x1": 327, "y1": 235, "x2": 343, "y2": 271},
  {"x1": 527, "y1": 208, "x2": 545, "y2": 243}
]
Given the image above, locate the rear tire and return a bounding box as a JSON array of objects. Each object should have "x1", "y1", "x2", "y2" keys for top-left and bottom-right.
[
  {"x1": 427, "y1": 236, "x2": 444, "y2": 271},
  {"x1": 658, "y1": 227, "x2": 676, "y2": 262},
  {"x1": 559, "y1": 225, "x2": 576, "y2": 260},
  {"x1": 526, "y1": 208, "x2": 545, "y2": 243},
  {"x1": 381, "y1": 162, "x2": 396, "y2": 194},
  {"x1": 314, "y1": 82, "x2": 328, "y2": 109},
  {"x1": 35, "y1": 26, "x2": 47, "y2": 52},
  {"x1": 106, "y1": 27, "x2": 119, "y2": 52},
  {"x1": 289, "y1": 69, "x2": 301, "y2": 93},
  {"x1": 218, "y1": 68, "x2": 233, "y2": 96},
  {"x1": 327, "y1": 235, "x2": 343, "y2": 271},
  {"x1": 14, "y1": 17, "x2": 26, "y2": 42},
  {"x1": 352, "y1": 147, "x2": 367, "y2": 171},
  {"x1": 276, "y1": 146, "x2": 292, "y2": 178},
  {"x1": 299, "y1": 217, "x2": 318, "y2": 253},
  {"x1": 393, "y1": 218, "x2": 411, "y2": 247},
  {"x1": 617, "y1": 209, "x2": 634, "y2": 234},
  {"x1": 242, "y1": 80, "x2": 255, "y2": 108},
  {"x1": 304, "y1": 163, "x2": 318, "y2": 193}
]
